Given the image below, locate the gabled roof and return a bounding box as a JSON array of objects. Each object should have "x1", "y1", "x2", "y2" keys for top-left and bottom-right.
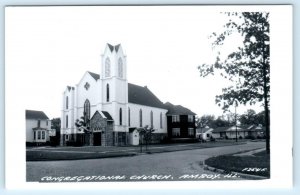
[
  {"x1": 164, "y1": 102, "x2": 196, "y2": 115},
  {"x1": 107, "y1": 43, "x2": 121, "y2": 52},
  {"x1": 128, "y1": 83, "x2": 166, "y2": 109},
  {"x1": 196, "y1": 127, "x2": 213, "y2": 133},
  {"x1": 101, "y1": 111, "x2": 114, "y2": 121},
  {"x1": 212, "y1": 127, "x2": 229, "y2": 133},
  {"x1": 87, "y1": 71, "x2": 100, "y2": 80},
  {"x1": 26, "y1": 110, "x2": 49, "y2": 120}
]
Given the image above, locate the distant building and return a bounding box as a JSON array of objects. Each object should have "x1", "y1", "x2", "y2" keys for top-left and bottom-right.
[
  {"x1": 61, "y1": 43, "x2": 196, "y2": 146},
  {"x1": 212, "y1": 125, "x2": 266, "y2": 139},
  {"x1": 26, "y1": 110, "x2": 53, "y2": 146},
  {"x1": 196, "y1": 127, "x2": 213, "y2": 141},
  {"x1": 164, "y1": 102, "x2": 196, "y2": 141}
]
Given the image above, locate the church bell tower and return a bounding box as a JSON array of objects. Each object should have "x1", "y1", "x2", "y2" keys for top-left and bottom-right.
[{"x1": 101, "y1": 43, "x2": 128, "y2": 133}]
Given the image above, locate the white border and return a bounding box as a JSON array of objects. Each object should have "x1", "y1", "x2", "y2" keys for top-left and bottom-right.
[{"x1": 5, "y1": 5, "x2": 293, "y2": 189}]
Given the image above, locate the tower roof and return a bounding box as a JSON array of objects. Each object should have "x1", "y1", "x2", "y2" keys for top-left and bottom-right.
[{"x1": 107, "y1": 43, "x2": 121, "y2": 52}]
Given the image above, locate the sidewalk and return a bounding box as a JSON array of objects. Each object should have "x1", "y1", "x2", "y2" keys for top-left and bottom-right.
[{"x1": 26, "y1": 140, "x2": 248, "y2": 161}]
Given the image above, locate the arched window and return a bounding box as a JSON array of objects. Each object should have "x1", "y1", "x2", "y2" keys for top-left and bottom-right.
[
  {"x1": 150, "y1": 111, "x2": 153, "y2": 128},
  {"x1": 160, "y1": 112, "x2": 163, "y2": 128},
  {"x1": 84, "y1": 99, "x2": 90, "y2": 123},
  {"x1": 118, "y1": 58, "x2": 123, "y2": 78},
  {"x1": 66, "y1": 96, "x2": 69, "y2": 109},
  {"x1": 128, "y1": 108, "x2": 131, "y2": 127},
  {"x1": 105, "y1": 57, "x2": 111, "y2": 77},
  {"x1": 119, "y1": 108, "x2": 122, "y2": 125},
  {"x1": 106, "y1": 84, "x2": 109, "y2": 102},
  {"x1": 139, "y1": 109, "x2": 143, "y2": 127},
  {"x1": 66, "y1": 115, "x2": 68, "y2": 128}
]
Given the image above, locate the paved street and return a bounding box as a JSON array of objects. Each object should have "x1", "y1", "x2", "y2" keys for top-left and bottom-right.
[{"x1": 27, "y1": 141, "x2": 265, "y2": 182}]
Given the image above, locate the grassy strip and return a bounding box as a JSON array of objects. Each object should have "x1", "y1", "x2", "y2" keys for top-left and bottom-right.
[
  {"x1": 27, "y1": 141, "x2": 246, "y2": 161},
  {"x1": 205, "y1": 150, "x2": 270, "y2": 177},
  {"x1": 26, "y1": 151, "x2": 136, "y2": 161}
]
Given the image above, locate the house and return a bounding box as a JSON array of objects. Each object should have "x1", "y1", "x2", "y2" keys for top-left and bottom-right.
[
  {"x1": 241, "y1": 125, "x2": 266, "y2": 139},
  {"x1": 61, "y1": 43, "x2": 196, "y2": 146},
  {"x1": 212, "y1": 125, "x2": 266, "y2": 139},
  {"x1": 196, "y1": 127, "x2": 213, "y2": 141},
  {"x1": 26, "y1": 110, "x2": 53, "y2": 146},
  {"x1": 164, "y1": 102, "x2": 196, "y2": 141}
]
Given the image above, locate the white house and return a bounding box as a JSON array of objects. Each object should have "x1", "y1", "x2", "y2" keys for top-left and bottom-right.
[
  {"x1": 196, "y1": 127, "x2": 213, "y2": 141},
  {"x1": 26, "y1": 110, "x2": 52, "y2": 146},
  {"x1": 61, "y1": 44, "x2": 172, "y2": 146}
]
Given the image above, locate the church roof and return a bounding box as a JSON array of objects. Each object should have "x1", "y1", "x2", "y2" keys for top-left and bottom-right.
[
  {"x1": 26, "y1": 110, "x2": 49, "y2": 120},
  {"x1": 128, "y1": 83, "x2": 166, "y2": 109},
  {"x1": 107, "y1": 43, "x2": 121, "y2": 52},
  {"x1": 87, "y1": 71, "x2": 100, "y2": 80},
  {"x1": 164, "y1": 102, "x2": 196, "y2": 115},
  {"x1": 67, "y1": 86, "x2": 75, "y2": 91},
  {"x1": 101, "y1": 111, "x2": 114, "y2": 121}
]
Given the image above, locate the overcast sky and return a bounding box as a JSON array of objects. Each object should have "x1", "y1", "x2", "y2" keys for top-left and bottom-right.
[{"x1": 6, "y1": 6, "x2": 264, "y2": 119}]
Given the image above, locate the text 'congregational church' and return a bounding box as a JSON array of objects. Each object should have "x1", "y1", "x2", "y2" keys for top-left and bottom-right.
[{"x1": 61, "y1": 44, "x2": 196, "y2": 146}]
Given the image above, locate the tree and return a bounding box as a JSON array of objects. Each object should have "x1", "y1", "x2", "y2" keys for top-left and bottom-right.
[
  {"x1": 51, "y1": 117, "x2": 61, "y2": 146},
  {"x1": 74, "y1": 112, "x2": 93, "y2": 146},
  {"x1": 196, "y1": 115, "x2": 215, "y2": 128},
  {"x1": 137, "y1": 125, "x2": 155, "y2": 152},
  {"x1": 239, "y1": 109, "x2": 258, "y2": 125},
  {"x1": 212, "y1": 116, "x2": 231, "y2": 128},
  {"x1": 75, "y1": 112, "x2": 91, "y2": 134},
  {"x1": 198, "y1": 12, "x2": 270, "y2": 152}
]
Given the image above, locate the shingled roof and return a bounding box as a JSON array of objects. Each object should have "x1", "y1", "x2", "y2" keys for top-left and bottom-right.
[
  {"x1": 26, "y1": 110, "x2": 49, "y2": 120},
  {"x1": 128, "y1": 83, "x2": 166, "y2": 109},
  {"x1": 164, "y1": 102, "x2": 196, "y2": 115}
]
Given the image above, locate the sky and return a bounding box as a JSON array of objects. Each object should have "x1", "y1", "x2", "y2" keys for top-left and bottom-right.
[{"x1": 5, "y1": 6, "x2": 264, "y2": 119}]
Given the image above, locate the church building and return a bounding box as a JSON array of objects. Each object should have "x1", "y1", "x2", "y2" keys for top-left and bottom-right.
[{"x1": 60, "y1": 44, "x2": 196, "y2": 146}]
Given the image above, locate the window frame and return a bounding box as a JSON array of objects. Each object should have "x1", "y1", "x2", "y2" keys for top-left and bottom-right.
[
  {"x1": 172, "y1": 115, "x2": 180, "y2": 122},
  {"x1": 188, "y1": 128, "x2": 194, "y2": 136},
  {"x1": 172, "y1": 128, "x2": 180, "y2": 137}
]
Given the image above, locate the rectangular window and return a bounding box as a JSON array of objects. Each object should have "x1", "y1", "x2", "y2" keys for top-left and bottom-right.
[
  {"x1": 65, "y1": 134, "x2": 69, "y2": 141},
  {"x1": 188, "y1": 128, "x2": 194, "y2": 136},
  {"x1": 46, "y1": 120, "x2": 48, "y2": 126},
  {"x1": 42, "y1": 131, "x2": 45, "y2": 139},
  {"x1": 160, "y1": 113, "x2": 163, "y2": 129},
  {"x1": 66, "y1": 115, "x2": 68, "y2": 128},
  {"x1": 188, "y1": 115, "x2": 194, "y2": 122},
  {"x1": 33, "y1": 131, "x2": 36, "y2": 140},
  {"x1": 172, "y1": 115, "x2": 180, "y2": 122},
  {"x1": 37, "y1": 131, "x2": 41, "y2": 139},
  {"x1": 37, "y1": 120, "x2": 40, "y2": 127},
  {"x1": 172, "y1": 128, "x2": 180, "y2": 137}
]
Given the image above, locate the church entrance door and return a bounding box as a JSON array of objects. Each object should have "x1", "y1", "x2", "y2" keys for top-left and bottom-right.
[{"x1": 93, "y1": 132, "x2": 101, "y2": 146}]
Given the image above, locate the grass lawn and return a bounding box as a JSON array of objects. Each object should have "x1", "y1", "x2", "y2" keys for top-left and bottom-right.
[
  {"x1": 205, "y1": 150, "x2": 270, "y2": 177},
  {"x1": 26, "y1": 141, "x2": 247, "y2": 161}
]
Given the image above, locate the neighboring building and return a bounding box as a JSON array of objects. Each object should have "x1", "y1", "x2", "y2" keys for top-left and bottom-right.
[
  {"x1": 212, "y1": 125, "x2": 266, "y2": 139},
  {"x1": 164, "y1": 102, "x2": 196, "y2": 141},
  {"x1": 196, "y1": 127, "x2": 213, "y2": 141},
  {"x1": 26, "y1": 110, "x2": 52, "y2": 146},
  {"x1": 61, "y1": 43, "x2": 196, "y2": 146}
]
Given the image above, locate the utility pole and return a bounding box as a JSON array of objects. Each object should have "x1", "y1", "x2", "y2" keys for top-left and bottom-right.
[{"x1": 235, "y1": 101, "x2": 238, "y2": 142}]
